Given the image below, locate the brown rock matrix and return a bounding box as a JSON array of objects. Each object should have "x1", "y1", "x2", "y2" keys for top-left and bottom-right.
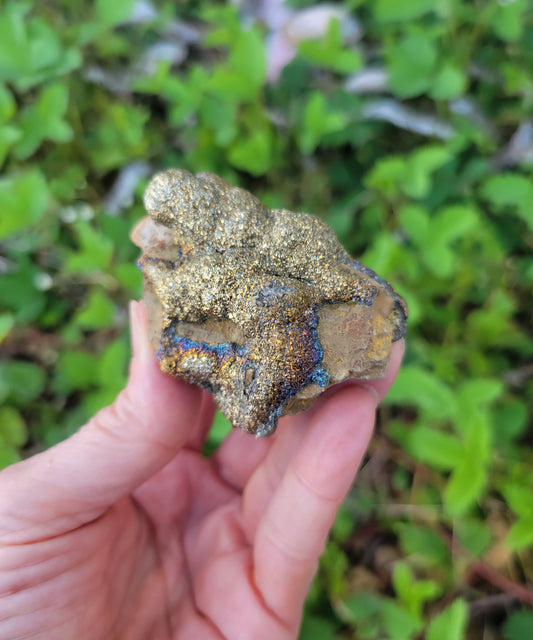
[{"x1": 132, "y1": 169, "x2": 407, "y2": 437}]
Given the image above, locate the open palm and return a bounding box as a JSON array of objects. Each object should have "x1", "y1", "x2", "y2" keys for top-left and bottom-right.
[{"x1": 0, "y1": 302, "x2": 403, "y2": 640}]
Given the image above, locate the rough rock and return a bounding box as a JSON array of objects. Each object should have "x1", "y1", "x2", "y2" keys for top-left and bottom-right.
[{"x1": 131, "y1": 169, "x2": 407, "y2": 437}]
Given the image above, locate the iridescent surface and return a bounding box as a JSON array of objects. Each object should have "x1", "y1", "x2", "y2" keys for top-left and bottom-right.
[{"x1": 132, "y1": 169, "x2": 407, "y2": 436}]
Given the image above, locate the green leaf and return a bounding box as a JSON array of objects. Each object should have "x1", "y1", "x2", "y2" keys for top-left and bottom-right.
[
  {"x1": 375, "y1": 0, "x2": 440, "y2": 22},
  {"x1": 332, "y1": 505, "x2": 355, "y2": 543},
  {"x1": 0, "y1": 361, "x2": 46, "y2": 404},
  {"x1": 445, "y1": 414, "x2": 490, "y2": 515},
  {"x1": 392, "y1": 561, "x2": 441, "y2": 620},
  {"x1": 115, "y1": 263, "x2": 142, "y2": 298},
  {"x1": 407, "y1": 425, "x2": 464, "y2": 470},
  {"x1": 367, "y1": 147, "x2": 451, "y2": 202},
  {"x1": 382, "y1": 600, "x2": 422, "y2": 639},
  {"x1": 87, "y1": 102, "x2": 149, "y2": 171},
  {"x1": 480, "y1": 173, "x2": 533, "y2": 231},
  {"x1": 403, "y1": 146, "x2": 452, "y2": 199},
  {"x1": 389, "y1": 561, "x2": 412, "y2": 598},
  {"x1": 394, "y1": 523, "x2": 449, "y2": 567},
  {"x1": 490, "y1": 0, "x2": 527, "y2": 42},
  {"x1": 365, "y1": 156, "x2": 406, "y2": 198},
  {"x1": 0, "y1": 314, "x2": 14, "y2": 344},
  {"x1": 0, "y1": 83, "x2": 15, "y2": 122},
  {"x1": 298, "y1": 18, "x2": 361, "y2": 74},
  {"x1": 0, "y1": 406, "x2": 27, "y2": 447},
  {"x1": 0, "y1": 123, "x2": 21, "y2": 165},
  {"x1": 493, "y1": 400, "x2": 528, "y2": 442},
  {"x1": 204, "y1": 410, "x2": 233, "y2": 455},
  {"x1": 299, "y1": 614, "x2": 339, "y2": 640},
  {"x1": 74, "y1": 291, "x2": 116, "y2": 330},
  {"x1": 466, "y1": 290, "x2": 524, "y2": 348},
  {"x1": 95, "y1": 0, "x2": 134, "y2": 26},
  {"x1": 228, "y1": 127, "x2": 273, "y2": 176},
  {"x1": 15, "y1": 83, "x2": 72, "y2": 159},
  {"x1": 65, "y1": 221, "x2": 114, "y2": 274},
  {"x1": 399, "y1": 205, "x2": 430, "y2": 245},
  {"x1": 415, "y1": 204, "x2": 480, "y2": 278},
  {"x1": 229, "y1": 27, "x2": 266, "y2": 96},
  {"x1": 462, "y1": 411, "x2": 491, "y2": 463},
  {"x1": 98, "y1": 338, "x2": 128, "y2": 390},
  {"x1": 143, "y1": 67, "x2": 207, "y2": 125},
  {"x1": 0, "y1": 3, "x2": 32, "y2": 80},
  {"x1": 457, "y1": 378, "x2": 504, "y2": 420},
  {"x1": 200, "y1": 96, "x2": 237, "y2": 146},
  {"x1": 0, "y1": 260, "x2": 47, "y2": 323},
  {"x1": 53, "y1": 350, "x2": 100, "y2": 395},
  {"x1": 210, "y1": 26, "x2": 266, "y2": 102},
  {"x1": 430, "y1": 64, "x2": 467, "y2": 100},
  {"x1": 455, "y1": 518, "x2": 492, "y2": 557},
  {"x1": 342, "y1": 592, "x2": 387, "y2": 637},
  {"x1": 0, "y1": 444, "x2": 19, "y2": 469},
  {"x1": 481, "y1": 173, "x2": 530, "y2": 207},
  {"x1": 431, "y1": 205, "x2": 479, "y2": 244},
  {"x1": 502, "y1": 484, "x2": 533, "y2": 518},
  {"x1": 506, "y1": 517, "x2": 533, "y2": 551},
  {"x1": 321, "y1": 541, "x2": 350, "y2": 596},
  {"x1": 426, "y1": 599, "x2": 468, "y2": 640},
  {"x1": 361, "y1": 233, "x2": 412, "y2": 287},
  {"x1": 203, "y1": 5, "x2": 242, "y2": 47},
  {"x1": 421, "y1": 242, "x2": 456, "y2": 279},
  {"x1": 386, "y1": 366, "x2": 457, "y2": 420},
  {"x1": 0, "y1": 169, "x2": 49, "y2": 239},
  {"x1": 501, "y1": 61, "x2": 530, "y2": 94},
  {"x1": 503, "y1": 610, "x2": 533, "y2": 640},
  {"x1": 343, "y1": 592, "x2": 384, "y2": 621},
  {"x1": 24, "y1": 28, "x2": 80, "y2": 90},
  {"x1": 386, "y1": 33, "x2": 438, "y2": 98},
  {"x1": 299, "y1": 92, "x2": 347, "y2": 154},
  {"x1": 0, "y1": 4, "x2": 80, "y2": 88},
  {"x1": 401, "y1": 203, "x2": 478, "y2": 278}
]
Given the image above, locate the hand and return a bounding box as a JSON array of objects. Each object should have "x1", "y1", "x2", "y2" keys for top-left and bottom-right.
[{"x1": 0, "y1": 302, "x2": 403, "y2": 640}]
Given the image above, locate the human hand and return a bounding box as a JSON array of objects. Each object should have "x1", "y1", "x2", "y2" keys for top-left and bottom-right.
[{"x1": 0, "y1": 301, "x2": 403, "y2": 640}]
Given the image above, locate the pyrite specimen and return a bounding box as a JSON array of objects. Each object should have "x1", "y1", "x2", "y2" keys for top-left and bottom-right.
[{"x1": 132, "y1": 169, "x2": 407, "y2": 437}]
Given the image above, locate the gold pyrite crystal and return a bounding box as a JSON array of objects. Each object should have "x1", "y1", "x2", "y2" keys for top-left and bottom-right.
[{"x1": 131, "y1": 169, "x2": 407, "y2": 437}]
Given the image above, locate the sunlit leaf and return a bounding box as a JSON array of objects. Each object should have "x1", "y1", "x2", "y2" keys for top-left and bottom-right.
[
  {"x1": 426, "y1": 599, "x2": 468, "y2": 640},
  {"x1": 0, "y1": 169, "x2": 49, "y2": 239}
]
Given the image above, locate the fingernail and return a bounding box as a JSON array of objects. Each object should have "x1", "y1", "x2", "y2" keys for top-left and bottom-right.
[
  {"x1": 129, "y1": 300, "x2": 152, "y2": 364},
  {"x1": 316, "y1": 379, "x2": 380, "y2": 411},
  {"x1": 129, "y1": 300, "x2": 139, "y2": 354},
  {"x1": 359, "y1": 383, "x2": 380, "y2": 408},
  {"x1": 327, "y1": 380, "x2": 380, "y2": 409}
]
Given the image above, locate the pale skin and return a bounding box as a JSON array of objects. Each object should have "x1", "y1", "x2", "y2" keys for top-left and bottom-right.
[{"x1": 0, "y1": 302, "x2": 403, "y2": 640}]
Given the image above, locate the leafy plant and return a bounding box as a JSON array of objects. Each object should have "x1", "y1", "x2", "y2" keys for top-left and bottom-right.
[{"x1": 1, "y1": 0, "x2": 532, "y2": 638}]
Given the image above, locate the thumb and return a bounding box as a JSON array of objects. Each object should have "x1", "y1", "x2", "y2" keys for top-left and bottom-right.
[{"x1": 0, "y1": 301, "x2": 202, "y2": 543}]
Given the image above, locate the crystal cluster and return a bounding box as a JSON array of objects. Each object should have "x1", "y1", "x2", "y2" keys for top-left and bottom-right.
[{"x1": 132, "y1": 169, "x2": 407, "y2": 436}]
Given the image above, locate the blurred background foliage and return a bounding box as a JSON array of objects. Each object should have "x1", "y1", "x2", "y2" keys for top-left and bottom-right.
[{"x1": 0, "y1": 0, "x2": 532, "y2": 637}]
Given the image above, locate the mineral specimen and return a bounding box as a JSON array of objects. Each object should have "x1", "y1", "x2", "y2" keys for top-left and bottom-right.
[{"x1": 131, "y1": 169, "x2": 407, "y2": 437}]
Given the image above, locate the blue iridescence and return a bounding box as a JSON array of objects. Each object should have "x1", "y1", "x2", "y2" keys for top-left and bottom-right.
[
  {"x1": 158, "y1": 331, "x2": 247, "y2": 362},
  {"x1": 311, "y1": 366, "x2": 330, "y2": 387},
  {"x1": 158, "y1": 304, "x2": 331, "y2": 433},
  {"x1": 160, "y1": 314, "x2": 329, "y2": 388}
]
